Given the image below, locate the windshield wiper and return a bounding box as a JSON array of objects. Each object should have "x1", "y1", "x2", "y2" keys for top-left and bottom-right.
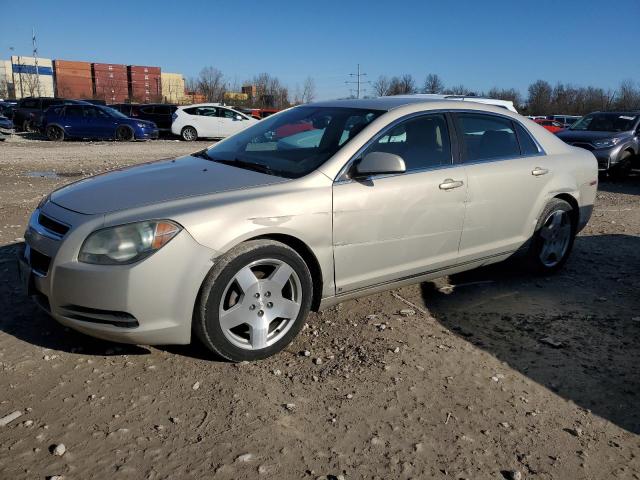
[{"x1": 213, "y1": 158, "x2": 275, "y2": 176}]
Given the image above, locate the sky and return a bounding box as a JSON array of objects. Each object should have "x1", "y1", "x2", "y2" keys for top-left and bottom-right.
[{"x1": 2, "y1": 0, "x2": 639, "y2": 100}]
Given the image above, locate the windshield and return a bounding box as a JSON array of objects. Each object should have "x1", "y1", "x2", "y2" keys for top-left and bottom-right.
[
  {"x1": 100, "y1": 106, "x2": 129, "y2": 119},
  {"x1": 204, "y1": 106, "x2": 383, "y2": 178},
  {"x1": 570, "y1": 113, "x2": 637, "y2": 132}
]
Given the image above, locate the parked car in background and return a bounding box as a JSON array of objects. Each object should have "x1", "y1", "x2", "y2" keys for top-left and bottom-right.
[
  {"x1": 549, "y1": 115, "x2": 581, "y2": 128},
  {"x1": 110, "y1": 103, "x2": 177, "y2": 132},
  {"x1": 43, "y1": 104, "x2": 158, "y2": 142},
  {"x1": 0, "y1": 101, "x2": 18, "y2": 120},
  {"x1": 13, "y1": 97, "x2": 88, "y2": 132},
  {"x1": 20, "y1": 97, "x2": 597, "y2": 361},
  {"x1": 0, "y1": 115, "x2": 14, "y2": 140},
  {"x1": 556, "y1": 111, "x2": 639, "y2": 178},
  {"x1": 237, "y1": 108, "x2": 280, "y2": 120},
  {"x1": 534, "y1": 118, "x2": 565, "y2": 133},
  {"x1": 171, "y1": 103, "x2": 257, "y2": 141}
]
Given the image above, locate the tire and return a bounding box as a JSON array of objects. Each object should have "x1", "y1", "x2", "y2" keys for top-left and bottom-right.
[
  {"x1": 115, "y1": 125, "x2": 134, "y2": 142},
  {"x1": 46, "y1": 125, "x2": 65, "y2": 142},
  {"x1": 608, "y1": 150, "x2": 633, "y2": 181},
  {"x1": 194, "y1": 239, "x2": 313, "y2": 362},
  {"x1": 22, "y1": 119, "x2": 31, "y2": 133},
  {"x1": 181, "y1": 126, "x2": 197, "y2": 141},
  {"x1": 526, "y1": 198, "x2": 576, "y2": 274}
]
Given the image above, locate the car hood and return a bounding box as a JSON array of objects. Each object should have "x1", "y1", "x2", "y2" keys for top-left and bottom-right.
[
  {"x1": 51, "y1": 155, "x2": 287, "y2": 215},
  {"x1": 556, "y1": 129, "x2": 632, "y2": 143}
]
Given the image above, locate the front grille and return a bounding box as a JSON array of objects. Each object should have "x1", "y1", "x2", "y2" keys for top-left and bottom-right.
[
  {"x1": 60, "y1": 305, "x2": 139, "y2": 328},
  {"x1": 38, "y1": 213, "x2": 70, "y2": 237},
  {"x1": 571, "y1": 142, "x2": 595, "y2": 151},
  {"x1": 30, "y1": 249, "x2": 51, "y2": 276}
]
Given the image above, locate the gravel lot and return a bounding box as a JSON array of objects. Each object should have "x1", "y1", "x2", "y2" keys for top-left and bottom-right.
[{"x1": 0, "y1": 134, "x2": 639, "y2": 480}]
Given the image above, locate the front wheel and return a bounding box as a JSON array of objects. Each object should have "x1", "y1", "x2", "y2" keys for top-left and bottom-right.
[
  {"x1": 194, "y1": 240, "x2": 313, "y2": 362},
  {"x1": 115, "y1": 126, "x2": 134, "y2": 142},
  {"x1": 526, "y1": 198, "x2": 575, "y2": 274},
  {"x1": 46, "y1": 125, "x2": 65, "y2": 142},
  {"x1": 181, "y1": 126, "x2": 198, "y2": 141}
]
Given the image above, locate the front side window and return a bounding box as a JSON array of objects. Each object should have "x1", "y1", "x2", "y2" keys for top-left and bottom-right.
[
  {"x1": 21, "y1": 99, "x2": 38, "y2": 109},
  {"x1": 204, "y1": 106, "x2": 383, "y2": 178},
  {"x1": 65, "y1": 106, "x2": 83, "y2": 118},
  {"x1": 457, "y1": 113, "x2": 519, "y2": 161},
  {"x1": 364, "y1": 114, "x2": 452, "y2": 171}
]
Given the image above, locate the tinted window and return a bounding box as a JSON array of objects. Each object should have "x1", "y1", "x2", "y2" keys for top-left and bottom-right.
[
  {"x1": 515, "y1": 123, "x2": 540, "y2": 155},
  {"x1": 365, "y1": 114, "x2": 451, "y2": 171},
  {"x1": 197, "y1": 107, "x2": 218, "y2": 117},
  {"x1": 154, "y1": 105, "x2": 172, "y2": 115},
  {"x1": 571, "y1": 113, "x2": 637, "y2": 132},
  {"x1": 65, "y1": 106, "x2": 83, "y2": 118},
  {"x1": 21, "y1": 99, "x2": 38, "y2": 109},
  {"x1": 140, "y1": 106, "x2": 155, "y2": 114},
  {"x1": 457, "y1": 114, "x2": 519, "y2": 161}
]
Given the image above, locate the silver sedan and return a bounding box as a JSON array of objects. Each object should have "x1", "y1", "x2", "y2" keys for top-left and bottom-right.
[{"x1": 19, "y1": 97, "x2": 598, "y2": 361}]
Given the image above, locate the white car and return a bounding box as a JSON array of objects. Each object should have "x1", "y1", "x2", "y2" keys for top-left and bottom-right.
[{"x1": 171, "y1": 103, "x2": 257, "y2": 141}]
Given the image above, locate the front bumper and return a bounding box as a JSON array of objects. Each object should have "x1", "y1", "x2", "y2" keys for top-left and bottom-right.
[
  {"x1": 20, "y1": 202, "x2": 215, "y2": 345},
  {"x1": 136, "y1": 127, "x2": 159, "y2": 140}
]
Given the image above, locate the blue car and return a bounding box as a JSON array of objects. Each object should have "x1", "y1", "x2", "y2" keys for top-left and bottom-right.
[{"x1": 43, "y1": 104, "x2": 159, "y2": 141}]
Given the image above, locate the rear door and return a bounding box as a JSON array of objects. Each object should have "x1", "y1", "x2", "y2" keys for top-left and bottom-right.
[
  {"x1": 453, "y1": 112, "x2": 554, "y2": 260},
  {"x1": 193, "y1": 106, "x2": 219, "y2": 137},
  {"x1": 61, "y1": 105, "x2": 86, "y2": 137}
]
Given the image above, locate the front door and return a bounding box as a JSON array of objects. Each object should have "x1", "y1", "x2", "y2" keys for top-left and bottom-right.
[{"x1": 332, "y1": 113, "x2": 468, "y2": 293}]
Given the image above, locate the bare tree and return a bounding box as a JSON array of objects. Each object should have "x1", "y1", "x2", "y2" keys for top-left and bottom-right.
[
  {"x1": 423, "y1": 73, "x2": 444, "y2": 94},
  {"x1": 526, "y1": 80, "x2": 553, "y2": 115},
  {"x1": 443, "y1": 84, "x2": 469, "y2": 95},
  {"x1": 372, "y1": 75, "x2": 391, "y2": 97},
  {"x1": 388, "y1": 74, "x2": 416, "y2": 95},
  {"x1": 197, "y1": 67, "x2": 226, "y2": 103},
  {"x1": 487, "y1": 87, "x2": 523, "y2": 110},
  {"x1": 251, "y1": 73, "x2": 290, "y2": 109},
  {"x1": 615, "y1": 79, "x2": 640, "y2": 110},
  {"x1": 301, "y1": 77, "x2": 316, "y2": 103}
]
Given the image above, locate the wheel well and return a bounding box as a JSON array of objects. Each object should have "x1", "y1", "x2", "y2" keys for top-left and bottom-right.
[
  {"x1": 554, "y1": 193, "x2": 579, "y2": 229},
  {"x1": 250, "y1": 233, "x2": 324, "y2": 311}
]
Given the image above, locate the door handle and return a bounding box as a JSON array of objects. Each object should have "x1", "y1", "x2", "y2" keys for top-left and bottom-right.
[
  {"x1": 439, "y1": 178, "x2": 464, "y2": 190},
  {"x1": 532, "y1": 167, "x2": 549, "y2": 176}
]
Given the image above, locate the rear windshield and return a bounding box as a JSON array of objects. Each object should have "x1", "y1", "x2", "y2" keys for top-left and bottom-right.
[{"x1": 204, "y1": 106, "x2": 383, "y2": 178}]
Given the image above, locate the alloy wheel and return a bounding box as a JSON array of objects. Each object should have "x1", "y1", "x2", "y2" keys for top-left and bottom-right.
[
  {"x1": 219, "y1": 258, "x2": 302, "y2": 350},
  {"x1": 538, "y1": 210, "x2": 571, "y2": 267}
]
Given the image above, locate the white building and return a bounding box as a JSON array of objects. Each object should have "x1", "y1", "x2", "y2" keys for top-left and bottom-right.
[{"x1": 11, "y1": 55, "x2": 55, "y2": 99}]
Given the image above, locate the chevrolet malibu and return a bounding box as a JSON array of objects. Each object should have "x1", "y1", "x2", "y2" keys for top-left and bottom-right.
[{"x1": 19, "y1": 98, "x2": 598, "y2": 361}]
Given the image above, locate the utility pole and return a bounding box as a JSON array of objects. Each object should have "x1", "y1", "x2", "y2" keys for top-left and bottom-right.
[
  {"x1": 346, "y1": 63, "x2": 370, "y2": 99},
  {"x1": 32, "y1": 27, "x2": 41, "y2": 96}
]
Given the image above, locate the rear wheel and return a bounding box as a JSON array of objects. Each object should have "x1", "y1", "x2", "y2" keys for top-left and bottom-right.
[
  {"x1": 46, "y1": 125, "x2": 65, "y2": 142},
  {"x1": 526, "y1": 198, "x2": 575, "y2": 274},
  {"x1": 115, "y1": 125, "x2": 134, "y2": 142},
  {"x1": 181, "y1": 126, "x2": 197, "y2": 141},
  {"x1": 194, "y1": 240, "x2": 313, "y2": 362},
  {"x1": 22, "y1": 119, "x2": 31, "y2": 133}
]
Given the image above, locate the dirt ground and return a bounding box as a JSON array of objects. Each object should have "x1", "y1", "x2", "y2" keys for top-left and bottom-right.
[{"x1": 0, "y1": 134, "x2": 638, "y2": 480}]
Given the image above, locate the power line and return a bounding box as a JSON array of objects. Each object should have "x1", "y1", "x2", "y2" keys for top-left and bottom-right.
[{"x1": 345, "y1": 63, "x2": 370, "y2": 99}]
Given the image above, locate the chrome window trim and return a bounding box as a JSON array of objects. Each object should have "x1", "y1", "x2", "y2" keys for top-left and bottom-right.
[{"x1": 334, "y1": 109, "x2": 546, "y2": 184}]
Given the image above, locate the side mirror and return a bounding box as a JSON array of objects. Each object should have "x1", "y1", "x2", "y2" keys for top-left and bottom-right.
[
  {"x1": 234, "y1": 114, "x2": 244, "y2": 121},
  {"x1": 354, "y1": 152, "x2": 406, "y2": 177}
]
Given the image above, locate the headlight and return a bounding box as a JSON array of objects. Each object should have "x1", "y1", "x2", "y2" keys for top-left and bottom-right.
[
  {"x1": 79, "y1": 220, "x2": 181, "y2": 265},
  {"x1": 593, "y1": 138, "x2": 620, "y2": 148},
  {"x1": 136, "y1": 122, "x2": 151, "y2": 128}
]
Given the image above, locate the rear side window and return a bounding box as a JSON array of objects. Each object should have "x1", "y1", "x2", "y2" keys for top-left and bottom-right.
[
  {"x1": 140, "y1": 106, "x2": 155, "y2": 114},
  {"x1": 65, "y1": 106, "x2": 84, "y2": 118},
  {"x1": 515, "y1": 123, "x2": 540, "y2": 155},
  {"x1": 154, "y1": 105, "x2": 172, "y2": 115},
  {"x1": 365, "y1": 113, "x2": 452, "y2": 171},
  {"x1": 457, "y1": 114, "x2": 520, "y2": 162}
]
